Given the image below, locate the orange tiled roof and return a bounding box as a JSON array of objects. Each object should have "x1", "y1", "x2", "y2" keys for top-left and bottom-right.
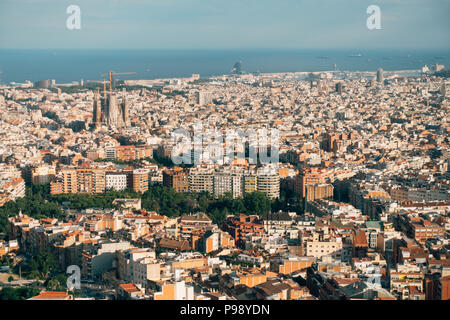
[
  {"x1": 119, "y1": 283, "x2": 141, "y2": 293},
  {"x1": 29, "y1": 291, "x2": 72, "y2": 300}
]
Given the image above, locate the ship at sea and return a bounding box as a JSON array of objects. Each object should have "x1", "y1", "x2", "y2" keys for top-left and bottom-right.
[{"x1": 349, "y1": 53, "x2": 362, "y2": 57}]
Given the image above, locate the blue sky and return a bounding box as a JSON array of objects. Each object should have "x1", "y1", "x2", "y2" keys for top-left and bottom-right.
[{"x1": 0, "y1": 0, "x2": 449, "y2": 50}]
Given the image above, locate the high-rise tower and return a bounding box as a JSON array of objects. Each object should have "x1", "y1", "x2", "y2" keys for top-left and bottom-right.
[
  {"x1": 335, "y1": 82, "x2": 343, "y2": 94},
  {"x1": 232, "y1": 61, "x2": 242, "y2": 75},
  {"x1": 377, "y1": 68, "x2": 384, "y2": 84}
]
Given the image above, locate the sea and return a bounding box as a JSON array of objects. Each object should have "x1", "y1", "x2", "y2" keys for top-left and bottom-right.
[{"x1": 0, "y1": 49, "x2": 448, "y2": 84}]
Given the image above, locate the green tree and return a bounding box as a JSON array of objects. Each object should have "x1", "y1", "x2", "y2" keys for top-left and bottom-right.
[
  {"x1": 198, "y1": 194, "x2": 210, "y2": 212},
  {"x1": 243, "y1": 191, "x2": 271, "y2": 214},
  {"x1": 46, "y1": 277, "x2": 66, "y2": 291},
  {"x1": 26, "y1": 252, "x2": 58, "y2": 280},
  {"x1": 0, "y1": 287, "x2": 41, "y2": 300}
]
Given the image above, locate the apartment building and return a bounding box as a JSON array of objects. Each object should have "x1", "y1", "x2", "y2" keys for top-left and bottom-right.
[
  {"x1": 234, "y1": 270, "x2": 267, "y2": 288},
  {"x1": 222, "y1": 214, "x2": 265, "y2": 248},
  {"x1": 270, "y1": 256, "x2": 316, "y2": 275},
  {"x1": 409, "y1": 220, "x2": 445, "y2": 244},
  {"x1": 213, "y1": 173, "x2": 243, "y2": 199},
  {"x1": 115, "y1": 145, "x2": 153, "y2": 161},
  {"x1": 202, "y1": 230, "x2": 235, "y2": 253},
  {"x1": 305, "y1": 183, "x2": 334, "y2": 201},
  {"x1": 305, "y1": 238, "x2": 343, "y2": 259},
  {"x1": 50, "y1": 168, "x2": 106, "y2": 194},
  {"x1": 296, "y1": 167, "x2": 331, "y2": 198},
  {"x1": 189, "y1": 167, "x2": 214, "y2": 194},
  {"x1": 390, "y1": 271, "x2": 424, "y2": 300},
  {"x1": 31, "y1": 165, "x2": 56, "y2": 184},
  {"x1": 0, "y1": 177, "x2": 25, "y2": 206},
  {"x1": 106, "y1": 172, "x2": 128, "y2": 191},
  {"x1": 82, "y1": 240, "x2": 133, "y2": 279},
  {"x1": 28, "y1": 291, "x2": 74, "y2": 300},
  {"x1": 117, "y1": 248, "x2": 155, "y2": 282},
  {"x1": 179, "y1": 213, "x2": 213, "y2": 239},
  {"x1": 132, "y1": 169, "x2": 149, "y2": 193},
  {"x1": 150, "y1": 279, "x2": 195, "y2": 300},
  {"x1": 244, "y1": 175, "x2": 257, "y2": 194},
  {"x1": 117, "y1": 283, "x2": 146, "y2": 300},
  {"x1": 257, "y1": 174, "x2": 280, "y2": 199},
  {"x1": 163, "y1": 167, "x2": 189, "y2": 193},
  {"x1": 132, "y1": 257, "x2": 160, "y2": 286}
]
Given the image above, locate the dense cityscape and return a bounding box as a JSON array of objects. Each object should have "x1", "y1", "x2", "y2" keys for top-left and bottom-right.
[{"x1": 0, "y1": 62, "x2": 448, "y2": 301}]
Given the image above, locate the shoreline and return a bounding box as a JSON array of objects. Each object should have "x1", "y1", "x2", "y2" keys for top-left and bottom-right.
[{"x1": 3, "y1": 69, "x2": 426, "y2": 88}]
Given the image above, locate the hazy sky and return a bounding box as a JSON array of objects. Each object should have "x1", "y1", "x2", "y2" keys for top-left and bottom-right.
[{"x1": 0, "y1": 0, "x2": 449, "y2": 50}]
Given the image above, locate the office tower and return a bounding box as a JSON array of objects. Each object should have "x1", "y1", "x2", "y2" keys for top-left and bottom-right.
[
  {"x1": 335, "y1": 82, "x2": 343, "y2": 94},
  {"x1": 232, "y1": 61, "x2": 242, "y2": 75},
  {"x1": 377, "y1": 68, "x2": 384, "y2": 83},
  {"x1": 441, "y1": 82, "x2": 446, "y2": 97}
]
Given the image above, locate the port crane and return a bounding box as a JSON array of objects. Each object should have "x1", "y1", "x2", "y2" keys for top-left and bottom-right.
[{"x1": 100, "y1": 71, "x2": 136, "y2": 94}]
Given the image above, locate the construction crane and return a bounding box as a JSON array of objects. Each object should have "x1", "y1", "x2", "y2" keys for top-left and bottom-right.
[{"x1": 100, "y1": 71, "x2": 136, "y2": 93}]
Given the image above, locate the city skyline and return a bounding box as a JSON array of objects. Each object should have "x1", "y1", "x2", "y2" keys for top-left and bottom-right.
[{"x1": 0, "y1": 0, "x2": 449, "y2": 306}]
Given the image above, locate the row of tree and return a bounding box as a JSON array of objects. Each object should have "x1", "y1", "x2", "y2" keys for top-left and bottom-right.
[{"x1": 0, "y1": 182, "x2": 305, "y2": 239}]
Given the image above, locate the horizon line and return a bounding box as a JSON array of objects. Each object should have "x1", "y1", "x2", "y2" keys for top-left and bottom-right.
[{"x1": 0, "y1": 47, "x2": 450, "y2": 52}]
